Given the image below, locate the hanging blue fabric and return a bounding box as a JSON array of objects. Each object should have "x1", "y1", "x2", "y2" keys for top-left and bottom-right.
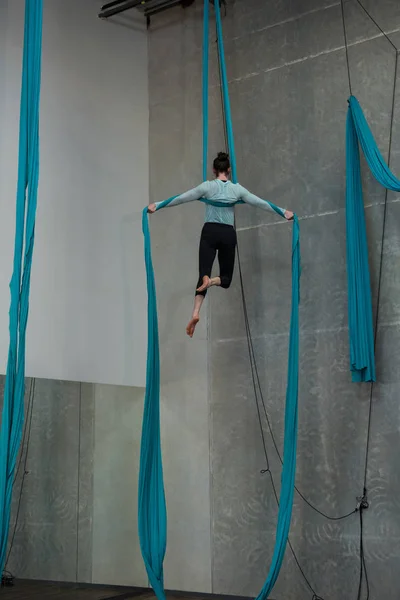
[
  {"x1": 140, "y1": 2, "x2": 300, "y2": 599},
  {"x1": 139, "y1": 206, "x2": 167, "y2": 600},
  {"x1": 214, "y1": 1, "x2": 300, "y2": 598},
  {"x1": 138, "y1": 3, "x2": 214, "y2": 595},
  {"x1": 254, "y1": 221, "x2": 300, "y2": 600},
  {"x1": 345, "y1": 95, "x2": 396, "y2": 382},
  {"x1": 349, "y1": 96, "x2": 400, "y2": 190},
  {"x1": 0, "y1": 0, "x2": 43, "y2": 573},
  {"x1": 141, "y1": 199, "x2": 300, "y2": 600},
  {"x1": 202, "y1": 0, "x2": 209, "y2": 180},
  {"x1": 346, "y1": 95, "x2": 400, "y2": 382},
  {"x1": 214, "y1": 0, "x2": 237, "y2": 182}
]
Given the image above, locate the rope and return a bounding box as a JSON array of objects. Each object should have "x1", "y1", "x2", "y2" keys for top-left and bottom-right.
[
  {"x1": 341, "y1": 0, "x2": 353, "y2": 95},
  {"x1": 237, "y1": 250, "x2": 322, "y2": 600},
  {"x1": 355, "y1": 0, "x2": 399, "y2": 53},
  {"x1": 213, "y1": 2, "x2": 302, "y2": 599},
  {"x1": 5, "y1": 379, "x2": 36, "y2": 571},
  {"x1": 363, "y1": 51, "x2": 399, "y2": 487},
  {"x1": 341, "y1": 5, "x2": 400, "y2": 597},
  {"x1": 141, "y1": 3, "x2": 393, "y2": 599}
]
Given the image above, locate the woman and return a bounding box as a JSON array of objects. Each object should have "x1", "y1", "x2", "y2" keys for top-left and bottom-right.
[{"x1": 148, "y1": 152, "x2": 294, "y2": 338}]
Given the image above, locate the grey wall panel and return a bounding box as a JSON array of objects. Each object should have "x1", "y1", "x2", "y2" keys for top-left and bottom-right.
[
  {"x1": 204, "y1": 1, "x2": 400, "y2": 599},
  {"x1": 7, "y1": 378, "x2": 81, "y2": 581},
  {"x1": 223, "y1": 0, "x2": 342, "y2": 41},
  {"x1": 224, "y1": 4, "x2": 344, "y2": 82},
  {"x1": 388, "y1": 30, "x2": 400, "y2": 48},
  {"x1": 160, "y1": 339, "x2": 211, "y2": 593},
  {"x1": 5, "y1": 377, "x2": 147, "y2": 587},
  {"x1": 352, "y1": 0, "x2": 400, "y2": 34},
  {"x1": 229, "y1": 50, "x2": 349, "y2": 226},
  {"x1": 365, "y1": 42, "x2": 400, "y2": 592},
  {"x1": 149, "y1": 97, "x2": 207, "y2": 344},
  {"x1": 3, "y1": 0, "x2": 400, "y2": 595},
  {"x1": 91, "y1": 384, "x2": 147, "y2": 587},
  {"x1": 210, "y1": 324, "x2": 371, "y2": 599},
  {"x1": 367, "y1": 324, "x2": 400, "y2": 600},
  {"x1": 343, "y1": 0, "x2": 386, "y2": 45},
  {"x1": 77, "y1": 383, "x2": 95, "y2": 583},
  {"x1": 378, "y1": 201, "x2": 400, "y2": 326},
  {"x1": 148, "y1": 6, "x2": 212, "y2": 592}
]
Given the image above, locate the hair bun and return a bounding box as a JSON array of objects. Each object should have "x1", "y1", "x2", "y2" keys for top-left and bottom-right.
[{"x1": 217, "y1": 151, "x2": 229, "y2": 159}]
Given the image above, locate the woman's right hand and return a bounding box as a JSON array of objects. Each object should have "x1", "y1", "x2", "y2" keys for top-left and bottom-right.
[{"x1": 147, "y1": 203, "x2": 157, "y2": 214}]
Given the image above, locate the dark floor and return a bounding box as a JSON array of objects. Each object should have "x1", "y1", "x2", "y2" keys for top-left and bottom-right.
[
  {"x1": 0, "y1": 581, "x2": 250, "y2": 600},
  {"x1": 0, "y1": 581, "x2": 153, "y2": 600}
]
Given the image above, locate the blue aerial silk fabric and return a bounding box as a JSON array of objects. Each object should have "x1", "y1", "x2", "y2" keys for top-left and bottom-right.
[
  {"x1": 202, "y1": 0, "x2": 209, "y2": 180},
  {"x1": 141, "y1": 198, "x2": 300, "y2": 600},
  {"x1": 0, "y1": 0, "x2": 43, "y2": 573},
  {"x1": 139, "y1": 207, "x2": 167, "y2": 600},
  {"x1": 344, "y1": 95, "x2": 398, "y2": 382},
  {"x1": 139, "y1": 2, "x2": 300, "y2": 599}
]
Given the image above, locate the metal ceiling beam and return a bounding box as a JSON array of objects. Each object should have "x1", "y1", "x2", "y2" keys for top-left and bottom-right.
[
  {"x1": 99, "y1": 0, "x2": 225, "y2": 25},
  {"x1": 100, "y1": 0, "x2": 128, "y2": 11},
  {"x1": 144, "y1": 0, "x2": 190, "y2": 17},
  {"x1": 99, "y1": 0, "x2": 145, "y2": 19}
]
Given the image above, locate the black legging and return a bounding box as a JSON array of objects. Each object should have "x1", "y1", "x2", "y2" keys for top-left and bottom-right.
[{"x1": 196, "y1": 222, "x2": 237, "y2": 296}]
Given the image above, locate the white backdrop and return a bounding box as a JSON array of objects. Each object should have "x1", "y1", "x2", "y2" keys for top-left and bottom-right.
[{"x1": 0, "y1": 0, "x2": 149, "y2": 386}]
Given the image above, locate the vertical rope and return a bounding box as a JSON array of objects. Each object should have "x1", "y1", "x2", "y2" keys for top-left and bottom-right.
[{"x1": 341, "y1": 0, "x2": 353, "y2": 95}]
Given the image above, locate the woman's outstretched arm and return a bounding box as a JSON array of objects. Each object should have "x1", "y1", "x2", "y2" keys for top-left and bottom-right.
[
  {"x1": 148, "y1": 182, "x2": 210, "y2": 213},
  {"x1": 238, "y1": 184, "x2": 293, "y2": 220}
]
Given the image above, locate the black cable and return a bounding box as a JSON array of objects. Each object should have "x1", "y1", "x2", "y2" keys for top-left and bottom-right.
[
  {"x1": 340, "y1": 6, "x2": 400, "y2": 599},
  {"x1": 263, "y1": 467, "x2": 319, "y2": 599},
  {"x1": 364, "y1": 51, "x2": 399, "y2": 486},
  {"x1": 215, "y1": 12, "x2": 354, "y2": 519},
  {"x1": 214, "y1": 20, "x2": 323, "y2": 598},
  {"x1": 5, "y1": 378, "x2": 36, "y2": 571},
  {"x1": 215, "y1": 5, "x2": 357, "y2": 522},
  {"x1": 355, "y1": 0, "x2": 399, "y2": 53},
  {"x1": 75, "y1": 382, "x2": 83, "y2": 582},
  {"x1": 236, "y1": 251, "x2": 323, "y2": 598},
  {"x1": 355, "y1": 490, "x2": 370, "y2": 600},
  {"x1": 13, "y1": 378, "x2": 34, "y2": 485},
  {"x1": 214, "y1": 4, "x2": 389, "y2": 597},
  {"x1": 341, "y1": 0, "x2": 353, "y2": 95},
  {"x1": 237, "y1": 263, "x2": 357, "y2": 521},
  {"x1": 357, "y1": 32, "x2": 398, "y2": 600}
]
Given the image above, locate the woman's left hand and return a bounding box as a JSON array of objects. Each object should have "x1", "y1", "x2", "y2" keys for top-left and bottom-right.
[{"x1": 284, "y1": 210, "x2": 294, "y2": 220}]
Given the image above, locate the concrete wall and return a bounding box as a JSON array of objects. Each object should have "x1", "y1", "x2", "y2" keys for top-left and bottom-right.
[
  {"x1": 0, "y1": 0, "x2": 148, "y2": 387},
  {"x1": 148, "y1": 1, "x2": 400, "y2": 599},
  {"x1": 4, "y1": 1, "x2": 400, "y2": 599},
  {"x1": 147, "y1": 4, "x2": 213, "y2": 591},
  {"x1": 5, "y1": 376, "x2": 147, "y2": 586}
]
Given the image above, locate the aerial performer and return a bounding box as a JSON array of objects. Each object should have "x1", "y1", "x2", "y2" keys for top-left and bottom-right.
[{"x1": 148, "y1": 152, "x2": 294, "y2": 338}]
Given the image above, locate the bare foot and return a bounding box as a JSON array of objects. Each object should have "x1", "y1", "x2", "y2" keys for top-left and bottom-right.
[
  {"x1": 186, "y1": 315, "x2": 200, "y2": 338},
  {"x1": 196, "y1": 276, "x2": 210, "y2": 293}
]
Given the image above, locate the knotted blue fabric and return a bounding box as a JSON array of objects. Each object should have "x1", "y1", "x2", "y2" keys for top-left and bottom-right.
[
  {"x1": 0, "y1": 0, "x2": 43, "y2": 573},
  {"x1": 345, "y1": 95, "x2": 398, "y2": 382},
  {"x1": 139, "y1": 2, "x2": 300, "y2": 599}
]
